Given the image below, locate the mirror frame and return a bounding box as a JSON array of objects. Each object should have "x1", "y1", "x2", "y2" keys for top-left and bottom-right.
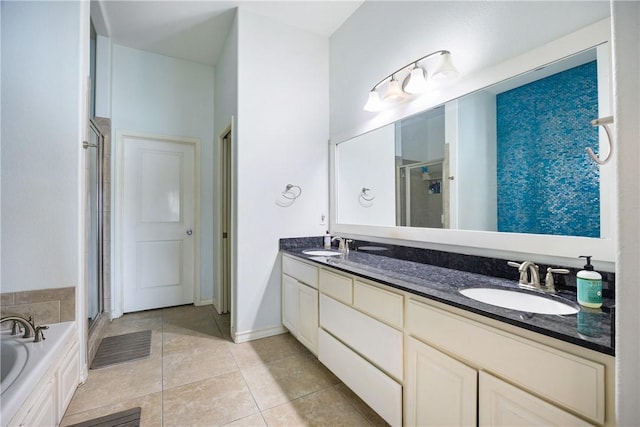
[{"x1": 330, "y1": 18, "x2": 615, "y2": 267}]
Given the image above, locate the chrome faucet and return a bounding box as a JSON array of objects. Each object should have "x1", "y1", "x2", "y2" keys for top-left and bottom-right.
[
  {"x1": 508, "y1": 261, "x2": 541, "y2": 290},
  {"x1": 331, "y1": 236, "x2": 353, "y2": 254},
  {"x1": 1, "y1": 315, "x2": 36, "y2": 339},
  {"x1": 508, "y1": 261, "x2": 570, "y2": 293}
]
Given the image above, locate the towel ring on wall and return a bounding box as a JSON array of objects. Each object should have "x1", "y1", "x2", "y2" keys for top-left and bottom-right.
[
  {"x1": 276, "y1": 184, "x2": 302, "y2": 207},
  {"x1": 586, "y1": 116, "x2": 614, "y2": 165},
  {"x1": 358, "y1": 187, "x2": 375, "y2": 207},
  {"x1": 360, "y1": 187, "x2": 375, "y2": 201}
]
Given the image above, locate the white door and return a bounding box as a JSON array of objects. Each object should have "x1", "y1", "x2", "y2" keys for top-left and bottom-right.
[{"x1": 122, "y1": 136, "x2": 196, "y2": 312}]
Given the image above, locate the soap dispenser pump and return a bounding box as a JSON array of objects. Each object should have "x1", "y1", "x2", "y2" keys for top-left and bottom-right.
[
  {"x1": 323, "y1": 231, "x2": 331, "y2": 249},
  {"x1": 577, "y1": 256, "x2": 602, "y2": 308}
]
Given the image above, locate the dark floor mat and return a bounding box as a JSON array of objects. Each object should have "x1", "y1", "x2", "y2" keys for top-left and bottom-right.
[
  {"x1": 67, "y1": 407, "x2": 141, "y2": 427},
  {"x1": 90, "y1": 330, "x2": 151, "y2": 370}
]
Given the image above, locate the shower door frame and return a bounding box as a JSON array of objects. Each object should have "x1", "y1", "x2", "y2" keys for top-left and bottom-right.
[{"x1": 85, "y1": 118, "x2": 104, "y2": 333}]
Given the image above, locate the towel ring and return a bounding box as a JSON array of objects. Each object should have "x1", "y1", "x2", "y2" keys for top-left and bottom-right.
[
  {"x1": 276, "y1": 184, "x2": 302, "y2": 207},
  {"x1": 360, "y1": 187, "x2": 375, "y2": 202},
  {"x1": 281, "y1": 184, "x2": 302, "y2": 200},
  {"x1": 586, "y1": 116, "x2": 614, "y2": 165}
]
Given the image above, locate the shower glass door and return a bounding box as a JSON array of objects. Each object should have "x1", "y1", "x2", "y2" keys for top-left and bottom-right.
[{"x1": 86, "y1": 120, "x2": 104, "y2": 331}]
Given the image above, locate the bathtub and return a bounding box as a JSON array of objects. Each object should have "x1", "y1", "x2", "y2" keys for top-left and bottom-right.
[{"x1": 1, "y1": 321, "x2": 76, "y2": 426}]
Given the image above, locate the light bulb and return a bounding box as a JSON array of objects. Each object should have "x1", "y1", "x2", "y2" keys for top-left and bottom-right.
[
  {"x1": 431, "y1": 52, "x2": 459, "y2": 81},
  {"x1": 384, "y1": 77, "x2": 405, "y2": 102},
  {"x1": 403, "y1": 66, "x2": 429, "y2": 94},
  {"x1": 363, "y1": 90, "x2": 384, "y2": 112}
]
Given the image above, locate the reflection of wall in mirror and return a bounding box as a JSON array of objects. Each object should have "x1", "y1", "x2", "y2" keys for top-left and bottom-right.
[{"x1": 336, "y1": 125, "x2": 396, "y2": 226}]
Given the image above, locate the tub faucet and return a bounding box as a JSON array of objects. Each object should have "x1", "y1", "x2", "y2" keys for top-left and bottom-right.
[{"x1": 1, "y1": 315, "x2": 36, "y2": 339}]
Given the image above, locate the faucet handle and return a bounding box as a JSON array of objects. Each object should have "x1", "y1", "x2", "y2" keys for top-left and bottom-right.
[
  {"x1": 10, "y1": 321, "x2": 22, "y2": 336},
  {"x1": 34, "y1": 325, "x2": 49, "y2": 343},
  {"x1": 544, "y1": 268, "x2": 569, "y2": 293},
  {"x1": 507, "y1": 261, "x2": 522, "y2": 269}
]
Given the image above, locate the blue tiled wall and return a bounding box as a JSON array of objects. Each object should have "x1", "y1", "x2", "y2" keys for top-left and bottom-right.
[{"x1": 497, "y1": 61, "x2": 600, "y2": 237}]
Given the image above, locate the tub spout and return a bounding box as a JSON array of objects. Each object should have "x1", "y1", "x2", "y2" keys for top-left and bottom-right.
[{"x1": 1, "y1": 316, "x2": 36, "y2": 339}]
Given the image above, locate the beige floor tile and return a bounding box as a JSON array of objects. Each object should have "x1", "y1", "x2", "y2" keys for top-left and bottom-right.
[
  {"x1": 103, "y1": 313, "x2": 163, "y2": 337},
  {"x1": 163, "y1": 343, "x2": 239, "y2": 389},
  {"x1": 163, "y1": 371, "x2": 259, "y2": 427},
  {"x1": 261, "y1": 387, "x2": 371, "y2": 427},
  {"x1": 60, "y1": 392, "x2": 161, "y2": 427},
  {"x1": 222, "y1": 413, "x2": 267, "y2": 427},
  {"x1": 229, "y1": 333, "x2": 308, "y2": 369},
  {"x1": 66, "y1": 356, "x2": 162, "y2": 415},
  {"x1": 164, "y1": 315, "x2": 220, "y2": 337},
  {"x1": 242, "y1": 353, "x2": 337, "y2": 410},
  {"x1": 334, "y1": 383, "x2": 389, "y2": 427},
  {"x1": 162, "y1": 325, "x2": 229, "y2": 355}
]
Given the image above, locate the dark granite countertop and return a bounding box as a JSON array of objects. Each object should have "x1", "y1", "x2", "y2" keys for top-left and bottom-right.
[{"x1": 282, "y1": 248, "x2": 614, "y2": 356}]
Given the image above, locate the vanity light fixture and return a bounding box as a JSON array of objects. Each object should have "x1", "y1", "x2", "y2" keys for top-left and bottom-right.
[{"x1": 363, "y1": 50, "x2": 459, "y2": 112}]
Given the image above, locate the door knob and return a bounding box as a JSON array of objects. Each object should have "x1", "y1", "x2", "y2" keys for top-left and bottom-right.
[{"x1": 186, "y1": 229, "x2": 193, "y2": 236}]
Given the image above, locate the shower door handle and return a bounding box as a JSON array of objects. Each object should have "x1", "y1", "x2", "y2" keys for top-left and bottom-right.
[{"x1": 186, "y1": 229, "x2": 193, "y2": 236}]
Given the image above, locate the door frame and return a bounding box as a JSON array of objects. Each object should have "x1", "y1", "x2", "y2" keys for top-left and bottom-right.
[
  {"x1": 112, "y1": 130, "x2": 201, "y2": 318},
  {"x1": 215, "y1": 119, "x2": 235, "y2": 327},
  {"x1": 213, "y1": 116, "x2": 237, "y2": 336}
]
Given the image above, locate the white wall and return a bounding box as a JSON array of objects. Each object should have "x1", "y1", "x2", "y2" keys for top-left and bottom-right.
[
  {"x1": 336, "y1": 124, "x2": 395, "y2": 226},
  {"x1": 1, "y1": 1, "x2": 88, "y2": 292},
  {"x1": 235, "y1": 8, "x2": 329, "y2": 340},
  {"x1": 213, "y1": 12, "x2": 238, "y2": 310},
  {"x1": 111, "y1": 45, "x2": 215, "y2": 301},
  {"x1": 612, "y1": 0, "x2": 640, "y2": 422},
  {"x1": 330, "y1": 1, "x2": 609, "y2": 142}
]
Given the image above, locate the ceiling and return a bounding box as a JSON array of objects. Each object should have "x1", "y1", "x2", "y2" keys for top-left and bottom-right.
[{"x1": 93, "y1": 1, "x2": 364, "y2": 66}]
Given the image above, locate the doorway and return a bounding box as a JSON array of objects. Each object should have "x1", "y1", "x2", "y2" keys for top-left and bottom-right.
[{"x1": 217, "y1": 122, "x2": 233, "y2": 319}]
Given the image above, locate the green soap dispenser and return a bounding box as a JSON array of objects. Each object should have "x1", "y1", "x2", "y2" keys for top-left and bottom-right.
[{"x1": 577, "y1": 256, "x2": 603, "y2": 308}]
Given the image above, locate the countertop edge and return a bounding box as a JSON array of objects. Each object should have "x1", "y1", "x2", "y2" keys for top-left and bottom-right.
[{"x1": 282, "y1": 249, "x2": 614, "y2": 357}]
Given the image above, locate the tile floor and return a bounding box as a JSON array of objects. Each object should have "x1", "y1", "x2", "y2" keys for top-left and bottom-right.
[{"x1": 61, "y1": 305, "x2": 388, "y2": 427}]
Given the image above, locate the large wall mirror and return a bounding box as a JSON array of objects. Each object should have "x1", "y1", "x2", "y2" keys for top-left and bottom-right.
[{"x1": 331, "y1": 19, "x2": 615, "y2": 265}]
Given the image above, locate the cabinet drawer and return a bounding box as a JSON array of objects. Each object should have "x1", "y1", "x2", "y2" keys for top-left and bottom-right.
[
  {"x1": 479, "y1": 371, "x2": 591, "y2": 426},
  {"x1": 283, "y1": 255, "x2": 318, "y2": 288},
  {"x1": 353, "y1": 280, "x2": 403, "y2": 328},
  {"x1": 407, "y1": 299, "x2": 605, "y2": 424},
  {"x1": 319, "y1": 269, "x2": 353, "y2": 304},
  {"x1": 319, "y1": 329, "x2": 402, "y2": 426},
  {"x1": 320, "y1": 294, "x2": 403, "y2": 381}
]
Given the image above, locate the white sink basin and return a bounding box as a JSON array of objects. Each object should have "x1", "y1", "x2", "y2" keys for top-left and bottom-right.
[
  {"x1": 459, "y1": 287, "x2": 579, "y2": 315},
  {"x1": 302, "y1": 249, "x2": 342, "y2": 256}
]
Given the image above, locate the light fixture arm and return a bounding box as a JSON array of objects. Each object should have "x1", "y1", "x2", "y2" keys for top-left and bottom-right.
[{"x1": 369, "y1": 50, "x2": 451, "y2": 91}]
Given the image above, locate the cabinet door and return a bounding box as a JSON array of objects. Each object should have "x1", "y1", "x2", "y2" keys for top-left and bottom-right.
[
  {"x1": 297, "y1": 283, "x2": 318, "y2": 354},
  {"x1": 405, "y1": 336, "x2": 477, "y2": 427},
  {"x1": 58, "y1": 342, "x2": 79, "y2": 419},
  {"x1": 282, "y1": 274, "x2": 298, "y2": 333},
  {"x1": 479, "y1": 371, "x2": 591, "y2": 426},
  {"x1": 18, "y1": 380, "x2": 56, "y2": 427}
]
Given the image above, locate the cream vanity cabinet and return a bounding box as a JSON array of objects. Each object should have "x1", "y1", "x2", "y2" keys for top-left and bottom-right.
[
  {"x1": 406, "y1": 298, "x2": 612, "y2": 426},
  {"x1": 317, "y1": 268, "x2": 404, "y2": 427},
  {"x1": 281, "y1": 254, "x2": 319, "y2": 354}
]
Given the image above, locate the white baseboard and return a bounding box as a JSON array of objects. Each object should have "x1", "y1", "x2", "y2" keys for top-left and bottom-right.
[
  {"x1": 195, "y1": 299, "x2": 213, "y2": 306},
  {"x1": 233, "y1": 324, "x2": 288, "y2": 343}
]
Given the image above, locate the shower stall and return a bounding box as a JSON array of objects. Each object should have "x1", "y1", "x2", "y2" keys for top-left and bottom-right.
[
  {"x1": 397, "y1": 160, "x2": 444, "y2": 228},
  {"x1": 84, "y1": 119, "x2": 104, "y2": 331}
]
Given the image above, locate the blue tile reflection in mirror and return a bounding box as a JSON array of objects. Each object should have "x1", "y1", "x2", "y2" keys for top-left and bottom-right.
[{"x1": 496, "y1": 61, "x2": 600, "y2": 237}]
